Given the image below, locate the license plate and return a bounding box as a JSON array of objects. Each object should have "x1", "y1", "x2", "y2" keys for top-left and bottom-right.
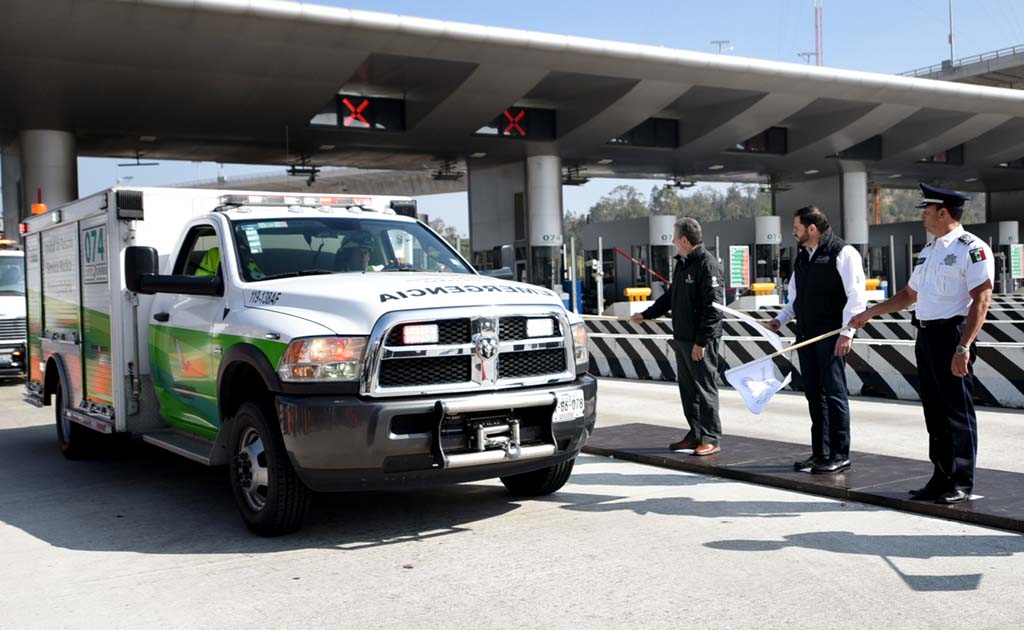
[
  {"x1": 0, "y1": 354, "x2": 10, "y2": 367},
  {"x1": 553, "y1": 390, "x2": 585, "y2": 423}
]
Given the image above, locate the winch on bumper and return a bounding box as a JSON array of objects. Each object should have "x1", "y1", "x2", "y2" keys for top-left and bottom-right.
[{"x1": 275, "y1": 375, "x2": 597, "y2": 492}]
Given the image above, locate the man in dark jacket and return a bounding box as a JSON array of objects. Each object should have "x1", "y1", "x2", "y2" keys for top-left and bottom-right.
[
  {"x1": 767, "y1": 206, "x2": 866, "y2": 474},
  {"x1": 631, "y1": 217, "x2": 724, "y2": 455}
]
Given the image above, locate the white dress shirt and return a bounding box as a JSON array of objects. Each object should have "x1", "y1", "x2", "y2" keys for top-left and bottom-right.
[
  {"x1": 908, "y1": 225, "x2": 995, "y2": 320},
  {"x1": 776, "y1": 243, "x2": 868, "y2": 338}
]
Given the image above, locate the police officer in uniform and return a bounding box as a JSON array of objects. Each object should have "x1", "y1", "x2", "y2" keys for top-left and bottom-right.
[
  {"x1": 850, "y1": 183, "x2": 994, "y2": 504},
  {"x1": 767, "y1": 206, "x2": 867, "y2": 474},
  {"x1": 631, "y1": 218, "x2": 724, "y2": 455}
]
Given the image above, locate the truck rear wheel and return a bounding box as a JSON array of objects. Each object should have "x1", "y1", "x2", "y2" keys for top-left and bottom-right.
[
  {"x1": 500, "y1": 458, "x2": 576, "y2": 496},
  {"x1": 54, "y1": 381, "x2": 95, "y2": 460},
  {"x1": 228, "y1": 401, "x2": 310, "y2": 536}
]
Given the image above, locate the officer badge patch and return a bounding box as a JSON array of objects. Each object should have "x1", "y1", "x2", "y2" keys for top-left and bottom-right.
[
  {"x1": 943, "y1": 254, "x2": 957, "y2": 266},
  {"x1": 969, "y1": 248, "x2": 987, "y2": 263}
]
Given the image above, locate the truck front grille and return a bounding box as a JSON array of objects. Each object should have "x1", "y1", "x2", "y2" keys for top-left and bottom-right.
[
  {"x1": 379, "y1": 356, "x2": 472, "y2": 387},
  {"x1": 367, "y1": 308, "x2": 574, "y2": 396},
  {"x1": 0, "y1": 318, "x2": 26, "y2": 340},
  {"x1": 498, "y1": 349, "x2": 567, "y2": 379},
  {"x1": 498, "y1": 316, "x2": 561, "y2": 341}
]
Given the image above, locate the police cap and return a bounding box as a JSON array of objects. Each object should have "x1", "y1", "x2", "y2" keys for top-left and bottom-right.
[{"x1": 915, "y1": 182, "x2": 970, "y2": 209}]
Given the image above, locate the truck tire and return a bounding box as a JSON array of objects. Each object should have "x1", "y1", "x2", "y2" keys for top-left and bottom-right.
[
  {"x1": 228, "y1": 401, "x2": 310, "y2": 536},
  {"x1": 54, "y1": 381, "x2": 95, "y2": 460},
  {"x1": 500, "y1": 457, "x2": 576, "y2": 496}
]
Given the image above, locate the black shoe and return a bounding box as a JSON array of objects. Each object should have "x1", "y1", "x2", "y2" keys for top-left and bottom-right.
[
  {"x1": 794, "y1": 455, "x2": 826, "y2": 471},
  {"x1": 811, "y1": 458, "x2": 851, "y2": 474},
  {"x1": 908, "y1": 486, "x2": 944, "y2": 500},
  {"x1": 936, "y1": 489, "x2": 970, "y2": 504}
]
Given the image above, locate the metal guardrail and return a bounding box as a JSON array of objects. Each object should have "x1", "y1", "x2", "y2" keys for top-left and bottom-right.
[{"x1": 900, "y1": 44, "x2": 1024, "y2": 77}]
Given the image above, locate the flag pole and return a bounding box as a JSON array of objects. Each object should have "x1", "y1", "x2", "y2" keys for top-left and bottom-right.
[{"x1": 762, "y1": 326, "x2": 852, "y2": 360}]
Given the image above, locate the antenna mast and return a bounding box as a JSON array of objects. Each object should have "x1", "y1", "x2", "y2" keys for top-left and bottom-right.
[{"x1": 814, "y1": 0, "x2": 823, "y2": 66}]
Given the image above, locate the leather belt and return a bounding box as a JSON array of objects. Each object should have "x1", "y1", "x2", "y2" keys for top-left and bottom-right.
[{"x1": 914, "y1": 315, "x2": 964, "y2": 328}]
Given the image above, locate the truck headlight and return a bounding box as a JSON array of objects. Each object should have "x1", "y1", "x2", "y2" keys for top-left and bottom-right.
[
  {"x1": 278, "y1": 336, "x2": 367, "y2": 382},
  {"x1": 570, "y1": 322, "x2": 589, "y2": 368}
]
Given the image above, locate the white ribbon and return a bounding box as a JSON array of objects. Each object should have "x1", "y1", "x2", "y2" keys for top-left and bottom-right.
[{"x1": 712, "y1": 302, "x2": 784, "y2": 351}]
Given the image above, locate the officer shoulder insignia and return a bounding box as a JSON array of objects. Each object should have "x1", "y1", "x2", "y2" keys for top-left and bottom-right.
[
  {"x1": 958, "y1": 234, "x2": 976, "y2": 246},
  {"x1": 969, "y1": 247, "x2": 988, "y2": 264},
  {"x1": 923, "y1": 241, "x2": 934, "y2": 249}
]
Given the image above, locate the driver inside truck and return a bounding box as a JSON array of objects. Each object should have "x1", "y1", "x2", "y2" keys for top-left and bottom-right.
[
  {"x1": 195, "y1": 245, "x2": 264, "y2": 279},
  {"x1": 335, "y1": 231, "x2": 380, "y2": 272}
]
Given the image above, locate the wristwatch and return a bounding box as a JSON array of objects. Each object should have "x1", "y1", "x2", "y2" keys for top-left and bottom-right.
[{"x1": 955, "y1": 344, "x2": 969, "y2": 355}]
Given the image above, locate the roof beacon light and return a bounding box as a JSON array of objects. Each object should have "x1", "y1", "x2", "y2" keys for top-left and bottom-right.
[{"x1": 219, "y1": 194, "x2": 377, "y2": 209}]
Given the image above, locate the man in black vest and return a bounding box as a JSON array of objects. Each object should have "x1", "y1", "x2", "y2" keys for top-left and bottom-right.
[
  {"x1": 632, "y1": 218, "x2": 724, "y2": 455},
  {"x1": 767, "y1": 206, "x2": 866, "y2": 473}
]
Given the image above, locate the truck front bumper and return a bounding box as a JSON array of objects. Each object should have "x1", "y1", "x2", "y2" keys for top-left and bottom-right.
[
  {"x1": 0, "y1": 343, "x2": 26, "y2": 377},
  {"x1": 275, "y1": 375, "x2": 597, "y2": 492}
]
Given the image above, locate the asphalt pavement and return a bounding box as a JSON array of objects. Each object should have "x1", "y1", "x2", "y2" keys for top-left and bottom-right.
[{"x1": 1, "y1": 378, "x2": 1023, "y2": 630}]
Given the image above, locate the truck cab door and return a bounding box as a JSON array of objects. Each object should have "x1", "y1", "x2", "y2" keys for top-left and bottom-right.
[{"x1": 149, "y1": 223, "x2": 225, "y2": 437}]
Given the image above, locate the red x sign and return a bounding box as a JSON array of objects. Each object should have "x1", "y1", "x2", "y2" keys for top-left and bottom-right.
[
  {"x1": 342, "y1": 98, "x2": 370, "y2": 127},
  {"x1": 503, "y1": 109, "x2": 526, "y2": 136}
]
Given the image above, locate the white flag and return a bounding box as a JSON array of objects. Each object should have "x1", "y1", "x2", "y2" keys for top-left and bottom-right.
[
  {"x1": 712, "y1": 303, "x2": 791, "y2": 414},
  {"x1": 724, "y1": 356, "x2": 792, "y2": 415}
]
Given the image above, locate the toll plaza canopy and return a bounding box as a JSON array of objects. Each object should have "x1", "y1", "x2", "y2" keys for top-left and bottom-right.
[{"x1": 4, "y1": 0, "x2": 1024, "y2": 192}]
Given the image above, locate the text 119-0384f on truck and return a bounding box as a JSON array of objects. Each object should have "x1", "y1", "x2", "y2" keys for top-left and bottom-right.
[{"x1": 21, "y1": 188, "x2": 597, "y2": 536}]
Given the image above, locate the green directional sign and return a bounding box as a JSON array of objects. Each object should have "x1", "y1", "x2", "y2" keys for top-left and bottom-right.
[
  {"x1": 729, "y1": 245, "x2": 750, "y2": 288},
  {"x1": 1011, "y1": 244, "x2": 1024, "y2": 280}
]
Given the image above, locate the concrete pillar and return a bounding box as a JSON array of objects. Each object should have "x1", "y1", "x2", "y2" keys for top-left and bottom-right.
[
  {"x1": 841, "y1": 169, "x2": 869, "y2": 247},
  {"x1": 467, "y1": 160, "x2": 525, "y2": 268},
  {"x1": 19, "y1": 129, "x2": 78, "y2": 218},
  {"x1": 1, "y1": 140, "x2": 22, "y2": 239},
  {"x1": 525, "y1": 155, "x2": 563, "y2": 248},
  {"x1": 524, "y1": 155, "x2": 565, "y2": 289}
]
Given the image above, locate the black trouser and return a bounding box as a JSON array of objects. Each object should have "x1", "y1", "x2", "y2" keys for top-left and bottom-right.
[
  {"x1": 915, "y1": 320, "x2": 978, "y2": 495},
  {"x1": 674, "y1": 339, "x2": 722, "y2": 446},
  {"x1": 796, "y1": 336, "x2": 851, "y2": 460}
]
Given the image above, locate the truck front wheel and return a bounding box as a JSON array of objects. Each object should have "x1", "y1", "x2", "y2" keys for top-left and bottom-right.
[
  {"x1": 500, "y1": 458, "x2": 576, "y2": 496},
  {"x1": 228, "y1": 401, "x2": 310, "y2": 536}
]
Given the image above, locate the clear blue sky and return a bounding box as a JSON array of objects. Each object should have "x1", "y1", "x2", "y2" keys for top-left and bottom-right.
[{"x1": 11, "y1": 0, "x2": 1024, "y2": 234}]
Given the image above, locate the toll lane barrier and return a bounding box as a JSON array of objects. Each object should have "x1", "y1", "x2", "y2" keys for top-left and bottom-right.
[{"x1": 585, "y1": 318, "x2": 1024, "y2": 409}]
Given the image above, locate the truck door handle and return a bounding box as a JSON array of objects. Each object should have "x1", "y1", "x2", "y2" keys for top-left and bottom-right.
[{"x1": 153, "y1": 312, "x2": 170, "y2": 322}]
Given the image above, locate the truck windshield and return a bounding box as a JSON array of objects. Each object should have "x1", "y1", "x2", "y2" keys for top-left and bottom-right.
[
  {"x1": 231, "y1": 217, "x2": 472, "y2": 282},
  {"x1": 0, "y1": 257, "x2": 25, "y2": 295}
]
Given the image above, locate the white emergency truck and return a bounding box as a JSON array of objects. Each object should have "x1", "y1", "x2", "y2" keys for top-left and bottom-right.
[
  {"x1": 0, "y1": 240, "x2": 27, "y2": 377},
  {"x1": 22, "y1": 187, "x2": 596, "y2": 536}
]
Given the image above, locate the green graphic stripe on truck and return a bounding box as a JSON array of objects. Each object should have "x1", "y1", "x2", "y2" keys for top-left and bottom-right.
[
  {"x1": 148, "y1": 324, "x2": 287, "y2": 438},
  {"x1": 83, "y1": 306, "x2": 113, "y2": 404}
]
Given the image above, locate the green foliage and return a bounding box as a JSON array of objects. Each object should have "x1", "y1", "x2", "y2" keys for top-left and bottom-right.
[
  {"x1": 880, "y1": 188, "x2": 982, "y2": 225},
  {"x1": 429, "y1": 217, "x2": 470, "y2": 258}
]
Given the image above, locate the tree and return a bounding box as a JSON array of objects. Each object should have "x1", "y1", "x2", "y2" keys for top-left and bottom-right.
[
  {"x1": 879, "y1": 188, "x2": 982, "y2": 225},
  {"x1": 429, "y1": 217, "x2": 470, "y2": 258},
  {"x1": 587, "y1": 185, "x2": 650, "y2": 222}
]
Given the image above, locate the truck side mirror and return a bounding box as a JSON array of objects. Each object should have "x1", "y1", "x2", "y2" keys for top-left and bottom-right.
[{"x1": 125, "y1": 246, "x2": 159, "y2": 294}]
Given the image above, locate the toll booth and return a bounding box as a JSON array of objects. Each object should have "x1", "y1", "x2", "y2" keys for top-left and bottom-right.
[
  {"x1": 582, "y1": 214, "x2": 784, "y2": 311},
  {"x1": 582, "y1": 216, "x2": 676, "y2": 313},
  {"x1": 867, "y1": 220, "x2": 1022, "y2": 294},
  {"x1": 699, "y1": 215, "x2": 782, "y2": 306}
]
